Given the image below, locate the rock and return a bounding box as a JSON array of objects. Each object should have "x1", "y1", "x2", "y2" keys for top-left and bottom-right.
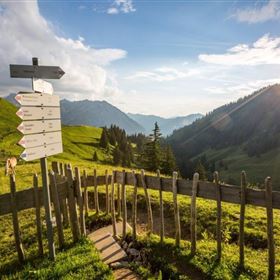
[
  {"x1": 127, "y1": 248, "x2": 140, "y2": 257},
  {"x1": 110, "y1": 261, "x2": 129, "y2": 269},
  {"x1": 128, "y1": 242, "x2": 134, "y2": 248},
  {"x1": 122, "y1": 242, "x2": 128, "y2": 250}
]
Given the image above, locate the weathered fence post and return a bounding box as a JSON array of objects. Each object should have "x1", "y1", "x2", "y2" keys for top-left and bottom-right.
[
  {"x1": 239, "y1": 171, "x2": 247, "y2": 269},
  {"x1": 67, "y1": 166, "x2": 81, "y2": 242},
  {"x1": 117, "y1": 183, "x2": 122, "y2": 219},
  {"x1": 214, "y1": 171, "x2": 222, "y2": 261},
  {"x1": 52, "y1": 161, "x2": 59, "y2": 174},
  {"x1": 191, "y1": 173, "x2": 199, "y2": 256},
  {"x1": 157, "y1": 170, "x2": 164, "y2": 244},
  {"x1": 173, "y1": 171, "x2": 181, "y2": 246},
  {"x1": 265, "y1": 177, "x2": 275, "y2": 280},
  {"x1": 111, "y1": 171, "x2": 117, "y2": 237},
  {"x1": 94, "y1": 169, "x2": 99, "y2": 214},
  {"x1": 59, "y1": 162, "x2": 64, "y2": 176},
  {"x1": 33, "y1": 174, "x2": 43, "y2": 256},
  {"x1": 132, "y1": 170, "x2": 138, "y2": 241},
  {"x1": 122, "y1": 170, "x2": 127, "y2": 238},
  {"x1": 75, "y1": 167, "x2": 86, "y2": 236},
  {"x1": 82, "y1": 170, "x2": 88, "y2": 215},
  {"x1": 49, "y1": 170, "x2": 64, "y2": 249},
  {"x1": 105, "y1": 170, "x2": 110, "y2": 214},
  {"x1": 140, "y1": 169, "x2": 153, "y2": 234},
  {"x1": 10, "y1": 174, "x2": 25, "y2": 262}
]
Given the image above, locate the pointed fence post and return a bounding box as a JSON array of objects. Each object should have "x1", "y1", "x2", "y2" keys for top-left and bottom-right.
[
  {"x1": 105, "y1": 170, "x2": 110, "y2": 214},
  {"x1": 33, "y1": 173, "x2": 43, "y2": 256},
  {"x1": 132, "y1": 170, "x2": 138, "y2": 241},
  {"x1": 239, "y1": 171, "x2": 247, "y2": 269},
  {"x1": 75, "y1": 167, "x2": 86, "y2": 236},
  {"x1": 111, "y1": 171, "x2": 117, "y2": 237},
  {"x1": 49, "y1": 170, "x2": 64, "y2": 249},
  {"x1": 191, "y1": 173, "x2": 199, "y2": 256},
  {"x1": 265, "y1": 177, "x2": 275, "y2": 280},
  {"x1": 122, "y1": 170, "x2": 127, "y2": 238},
  {"x1": 10, "y1": 174, "x2": 25, "y2": 262},
  {"x1": 117, "y1": 183, "x2": 122, "y2": 219},
  {"x1": 59, "y1": 162, "x2": 64, "y2": 176},
  {"x1": 157, "y1": 170, "x2": 164, "y2": 244},
  {"x1": 94, "y1": 169, "x2": 99, "y2": 214},
  {"x1": 82, "y1": 170, "x2": 89, "y2": 215},
  {"x1": 173, "y1": 171, "x2": 181, "y2": 246},
  {"x1": 140, "y1": 169, "x2": 153, "y2": 234},
  {"x1": 214, "y1": 171, "x2": 222, "y2": 261}
]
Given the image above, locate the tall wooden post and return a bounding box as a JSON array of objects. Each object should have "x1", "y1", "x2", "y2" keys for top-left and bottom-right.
[
  {"x1": 214, "y1": 171, "x2": 222, "y2": 261},
  {"x1": 111, "y1": 171, "x2": 117, "y2": 237},
  {"x1": 191, "y1": 173, "x2": 199, "y2": 256},
  {"x1": 94, "y1": 169, "x2": 99, "y2": 214},
  {"x1": 157, "y1": 170, "x2": 164, "y2": 244},
  {"x1": 172, "y1": 171, "x2": 181, "y2": 246},
  {"x1": 132, "y1": 170, "x2": 138, "y2": 241},
  {"x1": 122, "y1": 170, "x2": 127, "y2": 238}
]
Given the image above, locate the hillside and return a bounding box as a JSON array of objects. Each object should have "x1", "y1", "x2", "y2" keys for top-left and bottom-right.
[
  {"x1": 128, "y1": 112, "x2": 203, "y2": 136},
  {"x1": 168, "y1": 84, "x2": 280, "y2": 187}
]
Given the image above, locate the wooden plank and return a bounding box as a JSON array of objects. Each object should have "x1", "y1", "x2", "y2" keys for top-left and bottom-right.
[
  {"x1": 214, "y1": 171, "x2": 222, "y2": 261},
  {"x1": 157, "y1": 170, "x2": 164, "y2": 244},
  {"x1": 49, "y1": 171, "x2": 64, "y2": 248},
  {"x1": 10, "y1": 174, "x2": 25, "y2": 262},
  {"x1": 75, "y1": 167, "x2": 86, "y2": 236},
  {"x1": 132, "y1": 170, "x2": 138, "y2": 241},
  {"x1": 239, "y1": 171, "x2": 247, "y2": 269},
  {"x1": 67, "y1": 166, "x2": 81, "y2": 242},
  {"x1": 140, "y1": 170, "x2": 153, "y2": 234},
  {"x1": 122, "y1": 170, "x2": 127, "y2": 238},
  {"x1": 59, "y1": 162, "x2": 64, "y2": 176},
  {"x1": 111, "y1": 171, "x2": 117, "y2": 237},
  {"x1": 33, "y1": 174, "x2": 43, "y2": 256},
  {"x1": 94, "y1": 169, "x2": 100, "y2": 214},
  {"x1": 173, "y1": 171, "x2": 181, "y2": 246},
  {"x1": 191, "y1": 173, "x2": 199, "y2": 256},
  {"x1": 265, "y1": 177, "x2": 275, "y2": 280}
]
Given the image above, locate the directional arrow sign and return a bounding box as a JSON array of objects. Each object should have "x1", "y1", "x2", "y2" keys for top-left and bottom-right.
[
  {"x1": 33, "y1": 78, "x2": 54, "y2": 94},
  {"x1": 18, "y1": 131, "x2": 62, "y2": 149},
  {"x1": 20, "y1": 142, "x2": 63, "y2": 161},
  {"x1": 17, "y1": 119, "x2": 61, "y2": 135},
  {"x1": 16, "y1": 107, "x2": 60, "y2": 121},
  {"x1": 15, "y1": 93, "x2": 60, "y2": 107},
  {"x1": 10, "y1": 65, "x2": 65, "y2": 79}
]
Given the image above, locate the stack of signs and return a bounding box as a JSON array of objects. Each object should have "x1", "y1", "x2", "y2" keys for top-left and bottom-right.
[{"x1": 15, "y1": 92, "x2": 63, "y2": 161}]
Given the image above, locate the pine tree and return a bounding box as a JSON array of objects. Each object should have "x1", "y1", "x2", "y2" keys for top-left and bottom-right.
[
  {"x1": 113, "y1": 146, "x2": 122, "y2": 165},
  {"x1": 161, "y1": 145, "x2": 176, "y2": 175},
  {"x1": 93, "y1": 151, "x2": 98, "y2": 161},
  {"x1": 100, "y1": 128, "x2": 109, "y2": 149},
  {"x1": 195, "y1": 160, "x2": 207, "y2": 180}
]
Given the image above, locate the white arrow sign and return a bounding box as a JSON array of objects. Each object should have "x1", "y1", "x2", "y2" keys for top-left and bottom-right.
[
  {"x1": 16, "y1": 107, "x2": 60, "y2": 121},
  {"x1": 32, "y1": 78, "x2": 54, "y2": 94},
  {"x1": 18, "y1": 131, "x2": 62, "y2": 149},
  {"x1": 15, "y1": 93, "x2": 60, "y2": 107},
  {"x1": 17, "y1": 119, "x2": 61, "y2": 135},
  {"x1": 20, "y1": 142, "x2": 63, "y2": 161}
]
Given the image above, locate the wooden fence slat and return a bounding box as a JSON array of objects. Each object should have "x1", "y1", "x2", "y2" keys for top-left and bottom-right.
[
  {"x1": 117, "y1": 183, "x2": 122, "y2": 219},
  {"x1": 49, "y1": 171, "x2": 64, "y2": 249},
  {"x1": 214, "y1": 171, "x2": 222, "y2": 261},
  {"x1": 61, "y1": 198, "x2": 69, "y2": 226},
  {"x1": 33, "y1": 174, "x2": 43, "y2": 256},
  {"x1": 122, "y1": 170, "x2": 127, "y2": 238},
  {"x1": 191, "y1": 173, "x2": 199, "y2": 256},
  {"x1": 75, "y1": 167, "x2": 86, "y2": 236},
  {"x1": 105, "y1": 170, "x2": 110, "y2": 214},
  {"x1": 111, "y1": 171, "x2": 117, "y2": 237},
  {"x1": 10, "y1": 174, "x2": 25, "y2": 262},
  {"x1": 82, "y1": 170, "x2": 89, "y2": 215},
  {"x1": 239, "y1": 171, "x2": 247, "y2": 268},
  {"x1": 265, "y1": 177, "x2": 275, "y2": 280},
  {"x1": 59, "y1": 162, "x2": 64, "y2": 176},
  {"x1": 140, "y1": 170, "x2": 153, "y2": 234},
  {"x1": 67, "y1": 166, "x2": 81, "y2": 242},
  {"x1": 173, "y1": 171, "x2": 181, "y2": 246},
  {"x1": 52, "y1": 162, "x2": 59, "y2": 174},
  {"x1": 132, "y1": 170, "x2": 138, "y2": 241},
  {"x1": 94, "y1": 169, "x2": 99, "y2": 214},
  {"x1": 157, "y1": 170, "x2": 164, "y2": 244}
]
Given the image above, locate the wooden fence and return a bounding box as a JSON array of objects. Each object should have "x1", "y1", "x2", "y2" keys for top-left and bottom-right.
[{"x1": 0, "y1": 161, "x2": 279, "y2": 279}]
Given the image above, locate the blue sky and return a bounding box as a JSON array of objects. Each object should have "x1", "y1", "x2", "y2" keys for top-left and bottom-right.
[{"x1": 0, "y1": 0, "x2": 280, "y2": 116}]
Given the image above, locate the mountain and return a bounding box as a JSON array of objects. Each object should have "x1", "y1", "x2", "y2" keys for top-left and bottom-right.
[
  {"x1": 4, "y1": 94, "x2": 144, "y2": 135},
  {"x1": 127, "y1": 113, "x2": 203, "y2": 136},
  {"x1": 168, "y1": 84, "x2": 280, "y2": 188}
]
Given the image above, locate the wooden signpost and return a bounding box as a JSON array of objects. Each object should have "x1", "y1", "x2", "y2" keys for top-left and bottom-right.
[{"x1": 10, "y1": 57, "x2": 65, "y2": 260}]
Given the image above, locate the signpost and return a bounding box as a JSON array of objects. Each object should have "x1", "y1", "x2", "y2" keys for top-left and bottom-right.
[{"x1": 10, "y1": 57, "x2": 65, "y2": 261}]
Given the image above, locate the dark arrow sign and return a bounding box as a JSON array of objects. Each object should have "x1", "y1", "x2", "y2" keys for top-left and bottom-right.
[{"x1": 10, "y1": 64, "x2": 65, "y2": 79}]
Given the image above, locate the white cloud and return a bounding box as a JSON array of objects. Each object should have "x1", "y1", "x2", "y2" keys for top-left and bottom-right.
[
  {"x1": 107, "y1": 0, "x2": 136, "y2": 15},
  {"x1": 231, "y1": 0, "x2": 280, "y2": 23},
  {"x1": 0, "y1": 1, "x2": 126, "y2": 100},
  {"x1": 126, "y1": 66, "x2": 199, "y2": 82},
  {"x1": 199, "y1": 34, "x2": 280, "y2": 66}
]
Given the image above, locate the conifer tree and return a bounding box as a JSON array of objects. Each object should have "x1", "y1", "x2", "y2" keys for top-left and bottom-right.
[
  {"x1": 195, "y1": 160, "x2": 207, "y2": 180},
  {"x1": 161, "y1": 145, "x2": 176, "y2": 175},
  {"x1": 100, "y1": 128, "x2": 109, "y2": 149},
  {"x1": 93, "y1": 151, "x2": 98, "y2": 161},
  {"x1": 113, "y1": 146, "x2": 122, "y2": 165}
]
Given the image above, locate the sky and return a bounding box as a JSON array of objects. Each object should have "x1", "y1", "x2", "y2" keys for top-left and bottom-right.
[{"x1": 0, "y1": 0, "x2": 280, "y2": 117}]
